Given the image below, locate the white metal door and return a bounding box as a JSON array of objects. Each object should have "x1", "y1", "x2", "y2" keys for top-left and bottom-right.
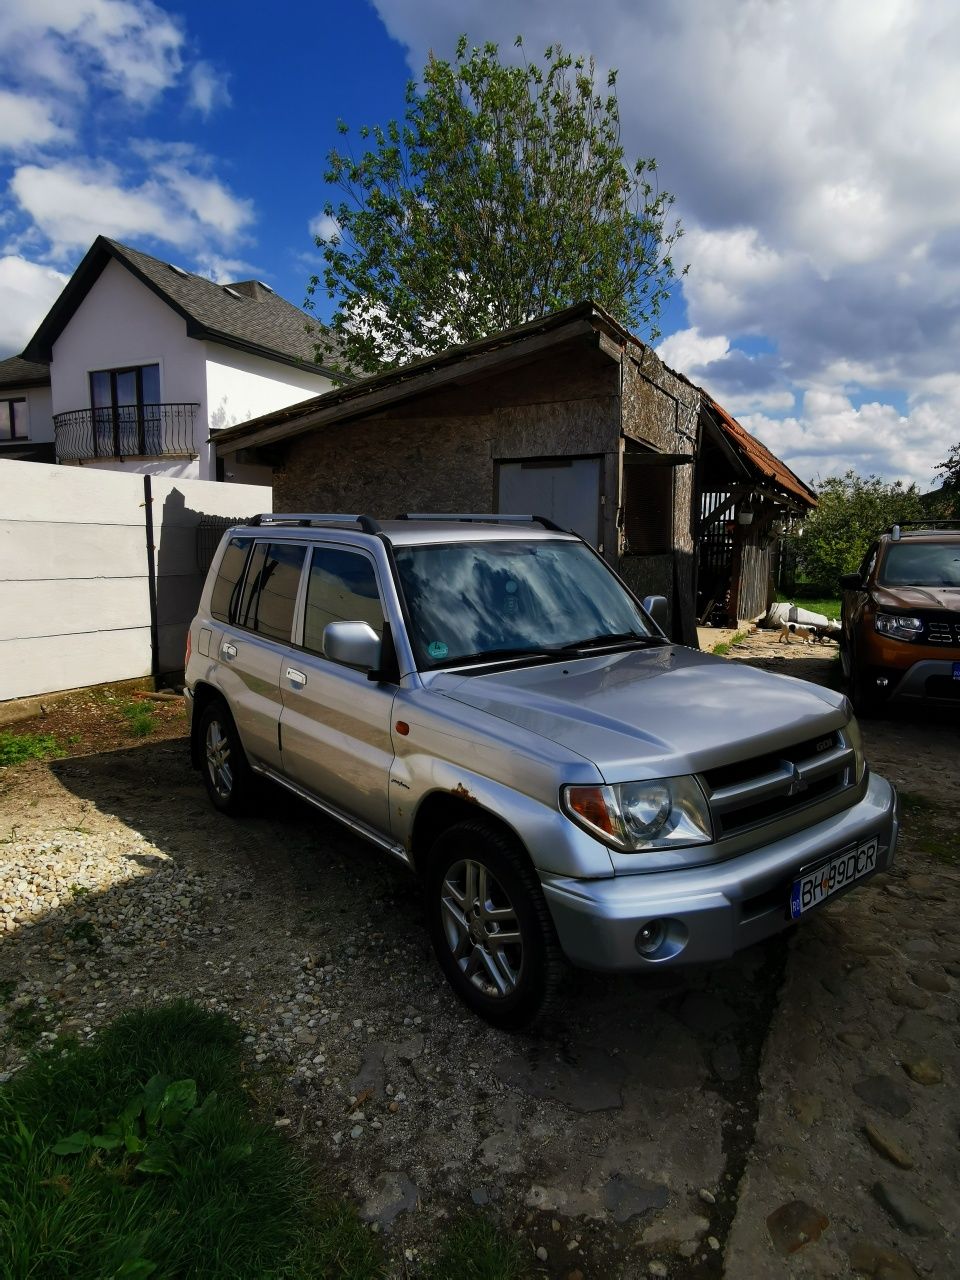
[{"x1": 497, "y1": 457, "x2": 602, "y2": 547}]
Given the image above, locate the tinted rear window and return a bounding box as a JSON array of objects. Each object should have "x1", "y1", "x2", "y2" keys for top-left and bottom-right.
[{"x1": 210, "y1": 537, "x2": 252, "y2": 623}]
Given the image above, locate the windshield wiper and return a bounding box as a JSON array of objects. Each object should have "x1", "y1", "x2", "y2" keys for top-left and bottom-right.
[
  {"x1": 556, "y1": 631, "x2": 666, "y2": 652},
  {"x1": 437, "y1": 646, "x2": 562, "y2": 667}
]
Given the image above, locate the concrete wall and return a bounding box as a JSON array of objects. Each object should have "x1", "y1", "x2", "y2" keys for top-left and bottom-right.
[{"x1": 0, "y1": 460, "x2": 270, "y2": 702}]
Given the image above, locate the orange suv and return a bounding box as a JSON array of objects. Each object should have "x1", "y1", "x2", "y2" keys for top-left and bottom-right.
[{"x1": 840, "y1": 522, "x2": 960, "y2": 715}]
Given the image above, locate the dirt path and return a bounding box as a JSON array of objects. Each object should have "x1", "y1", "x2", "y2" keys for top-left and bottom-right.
[{"x1": 1, "y1": 644, "x2": 957, "y2": 1278}]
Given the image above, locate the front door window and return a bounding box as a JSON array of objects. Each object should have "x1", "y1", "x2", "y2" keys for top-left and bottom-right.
[{"x1": 89, "y1": 364, "x2": 161, "y2": 456}]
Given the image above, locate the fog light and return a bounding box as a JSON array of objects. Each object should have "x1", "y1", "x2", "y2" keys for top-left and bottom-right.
[
  {"x1": 636, "y1": 920, "x2": 667, "y2": 955},
  {"x1": 876, "y1": 677, "x2": 889, "y2": 688}
]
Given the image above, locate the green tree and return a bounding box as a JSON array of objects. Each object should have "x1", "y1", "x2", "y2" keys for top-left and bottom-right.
[
  {"x1": 792, "y1": 471, "x2": 927, "y2": 592},
  {"x1": 936, "y1": 442, "x2": 960, "y2": 515},
  {"x1": 308, "y1": 35, "x2": 684, "y2": 375}
]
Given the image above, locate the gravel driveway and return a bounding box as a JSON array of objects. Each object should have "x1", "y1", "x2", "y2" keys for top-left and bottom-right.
[{"x1": 1, "y1": 638, "x2": 957, "y2": 1279}]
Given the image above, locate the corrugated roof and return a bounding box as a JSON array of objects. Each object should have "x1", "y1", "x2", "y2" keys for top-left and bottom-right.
[
  {"x1": 22, "y1": 236, "x2": 341, "y2": 375},
  {"x1": 703, "y1": 393, "x2": 817, "y2": 507},
  {"x1": 0, "y1": 354, "x2": 50, "y2": 389}
]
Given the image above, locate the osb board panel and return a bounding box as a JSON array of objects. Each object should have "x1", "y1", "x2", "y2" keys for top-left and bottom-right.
[
  {"x1": 493, "y1": 397, "x2": 618, "y2": 458},
  {"x1": 621, "y1": 350, "x2": 699, "y2": 453},
  {"x1": 375, "y1": 340, "x2": 617, "y2": 420},
  {"x1": 275, "y1": 414, "x2": 494, "y2": 514}
]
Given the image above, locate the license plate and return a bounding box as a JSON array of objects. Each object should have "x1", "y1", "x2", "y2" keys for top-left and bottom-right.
[
  {"x1": 953, "y1": 661, "x2": 960, "y2": 681},
  {"x1": 790, "y1": 838, "x2": 879, "y2": 919}
]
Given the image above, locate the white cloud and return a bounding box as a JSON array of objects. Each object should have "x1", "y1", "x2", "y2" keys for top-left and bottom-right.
[
  {"x1": 194, "y1": 254, "x2": 261, "y2": 285},
  {"x1": 368, "y1": 0, "x2": 960, "y2": 486},
  {"x1": 308, "y1": 213, "x2": 340, "y2": 242},
  {"x1": 0, "y1": 0, "x2": 185, "y2": 107},
  {"x1": 188, "y1": 60, "x2": 231, "y2": 115},
  {"x1": 0, "y1": 90, "x2": 69, "y2": 151},
  {"x1": 0, "y1": 255, "x2": 69, "y2": 355},
  {"x1": 10, "y1": 160, "x2": 254, "y2": 257},
  {"x1": 656, "y1": 327, "x2": 729, "y2": 375}
]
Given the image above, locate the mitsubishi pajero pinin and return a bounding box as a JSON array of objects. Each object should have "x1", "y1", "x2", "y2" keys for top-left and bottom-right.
[{"x1": 185, "y1": 514, "x2": 899, "y2": 1028}]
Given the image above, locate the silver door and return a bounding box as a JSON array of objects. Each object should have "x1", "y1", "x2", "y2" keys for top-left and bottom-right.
[
  {"x1": 216, "y1": 539, "x2": 307, "y2": 770},
  {"x1": 497, "y1": 457, "x2": 602, "y2": 546},
  {"x1": 279, "y1": 544, "x2": 396, "y2": 834}
]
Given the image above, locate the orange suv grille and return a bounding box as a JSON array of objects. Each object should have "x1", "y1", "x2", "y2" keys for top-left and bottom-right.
[{"x1": 925, "y1": 618, "x2": 960, "y2": 645}]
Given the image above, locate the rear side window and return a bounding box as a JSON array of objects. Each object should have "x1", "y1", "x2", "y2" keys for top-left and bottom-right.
[
  {"x1": 210, "y1": 537, "x2": 252, "y2": 623},
  {"x1": 303, "y1": 547, "x2": 384, "y2": 657},
  {"x1": 239, "y1": 542, "x2": 306, "y2": 642}
]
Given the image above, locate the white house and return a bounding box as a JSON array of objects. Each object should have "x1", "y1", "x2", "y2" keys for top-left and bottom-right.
[
  {"x1": 0, "y1": 356, "x2": 55, "y2": 464},
  {"x1": 16, "y1": 237, "x2": 340, "y2": 484}
]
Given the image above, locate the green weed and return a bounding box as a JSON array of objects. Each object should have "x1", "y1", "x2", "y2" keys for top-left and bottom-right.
[
  {"x1": 120, "y1": 703, "x2": 156, "y2": 739},
  {"x1": 0, "y1": 732, "x2": 60, "y2": 768},
  {"x1": 0, "y1": 1001, "x2": 384, "y2": 1279},
  {"x1": 423, "y1": 1215, "x2": 530, "y2": 1280}
]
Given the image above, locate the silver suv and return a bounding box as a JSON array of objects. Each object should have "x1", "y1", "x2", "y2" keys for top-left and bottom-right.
[{"x1": 185, "y1": 513, "x2": 899, "y2": 1028}]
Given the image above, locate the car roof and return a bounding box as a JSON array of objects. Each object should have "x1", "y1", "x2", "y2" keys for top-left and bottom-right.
[
  {"x1": 880, "y1": 529, "x2": 960, "y2": 544},
  {"x1": 229, "y1": 517, "x2": 580, "y2": 548}
]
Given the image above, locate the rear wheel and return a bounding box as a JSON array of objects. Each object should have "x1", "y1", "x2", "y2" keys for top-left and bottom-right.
[
  {"x1": 425, "y1": 820, "x2": 566, "y2": 1030},
  {"x1": 198, "y1": 700, "x2": 251, "y2": 815}
]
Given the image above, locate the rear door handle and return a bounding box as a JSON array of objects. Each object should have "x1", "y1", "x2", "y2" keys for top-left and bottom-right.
[
  {"x1": 221, "y1": 642, "x2": 238, "y2": 659},
  {"x1": 285, "y1": 667, "x2": 307, "y2": 686}
]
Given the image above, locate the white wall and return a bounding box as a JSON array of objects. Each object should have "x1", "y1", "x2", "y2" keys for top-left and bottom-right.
[
  {"x1": 0, "y1": 460, "x2": 270, "y2": 701},
  {"x1": 20, "y1": 385, "x2": 54, "y2": 443},
  {"x1": 204, "y1": 340, "x2": 331, "y2": 450},
  {"x1": 50, "y1": 258, "x2": 209, "y2": 471}
]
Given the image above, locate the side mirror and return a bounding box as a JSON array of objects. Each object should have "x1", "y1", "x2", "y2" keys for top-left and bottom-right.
[
  {"x1": 323, "y1": 621, "x2": 382, "y2": 670},
  {"x1": 839, "y1": 573, "x2": 862, "y2": 591},
  {"x1": 642, "y1": 594, "x2": 669, "y2": 634}
]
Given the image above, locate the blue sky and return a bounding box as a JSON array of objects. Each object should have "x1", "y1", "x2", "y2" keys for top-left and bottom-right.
[{"x1": 2, "y1": 0, "x2": 958, "y2": 490}]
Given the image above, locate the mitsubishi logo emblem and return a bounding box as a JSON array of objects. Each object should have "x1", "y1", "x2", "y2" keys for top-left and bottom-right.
[{"x1": 787, "y1": 766, "x2": 808, "y2": 797}]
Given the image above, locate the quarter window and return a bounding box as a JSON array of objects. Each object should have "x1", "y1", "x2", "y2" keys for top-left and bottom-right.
[
  {"x1": 240, "y1": 542, "x2": 306, "y2": 642},
  {"x1": 210, "y1": 537, "x2": 253, "y2": 623},
  {"x1": 303, "y1": 548, "x2": 384, "y2": 658},
  {"x1": 0, "y1": 398, "x2": 27, "y2": 441}
]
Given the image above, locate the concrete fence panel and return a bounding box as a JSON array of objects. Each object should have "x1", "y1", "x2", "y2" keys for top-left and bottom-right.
[{"x1": 0, "y1": 460, "x2": 270, "y2": 702}]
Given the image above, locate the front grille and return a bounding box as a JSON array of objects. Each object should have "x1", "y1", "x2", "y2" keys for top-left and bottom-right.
[
  {"x1": 700, "y1": 729, "x2": 855, "y2": 838},
  {"x1": 924, "y1": 617, "x2": 960, "y2": 645}
]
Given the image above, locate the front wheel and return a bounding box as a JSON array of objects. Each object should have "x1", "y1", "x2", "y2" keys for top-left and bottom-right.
[
  {"x1": 424, "y1": 820, "x2": 566, "y2": 1030},
  {"x1": 848, "y1": 650, "x2": 882, "y2": 719}
]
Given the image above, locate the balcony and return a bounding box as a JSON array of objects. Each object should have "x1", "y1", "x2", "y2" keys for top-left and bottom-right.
[{"x1": 54, "y1": 403, "x2": 200, "y2": 461}]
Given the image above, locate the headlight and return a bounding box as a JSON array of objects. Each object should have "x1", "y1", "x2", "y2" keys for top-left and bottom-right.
[
  {"x1": 875, "y1": 613, "x2": 922, "y2": 641},
  {"x1": 844, "y1": 716, "x2": 867, "y2": 784},
  {"x1": 562, "y1": 776, "x2": 712, "y2": 851}
]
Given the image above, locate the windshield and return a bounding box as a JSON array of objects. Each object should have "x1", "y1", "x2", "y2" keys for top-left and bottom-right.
[
  {"x1": 393, "y1": 539, "x2": 656, "y2": 669},
  {"x1": 878, "y1": 541, "x2": 960, "y2": 588}
]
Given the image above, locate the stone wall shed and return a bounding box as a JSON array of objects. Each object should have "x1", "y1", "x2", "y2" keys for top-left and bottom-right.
[{"x1": 213, "y1": 302, "x2": 805, "y2": 645}]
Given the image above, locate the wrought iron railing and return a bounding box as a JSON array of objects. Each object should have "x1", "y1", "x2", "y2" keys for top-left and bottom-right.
[{"x1": 54, "y1": 403, "x2": 200, "y2": 461}]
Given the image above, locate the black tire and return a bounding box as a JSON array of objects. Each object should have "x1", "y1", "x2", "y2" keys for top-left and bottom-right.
[
  {"x1": 848, "y1": 649, "x2": 881, "y2": 719},
  {"x1": 424, "y1": 819, "x2": 566, "y2": 1031},
  {"x1": 197, "y1": 699, "x2": 252, "y2": 815}
]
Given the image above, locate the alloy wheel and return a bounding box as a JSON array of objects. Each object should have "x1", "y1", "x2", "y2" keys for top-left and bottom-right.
[
  {"x1": 205, "y1": 718, "x2": 233, "y2": 800},
  {"x1": 439, "y1": 858, "x2": 523, "y2": 998}
]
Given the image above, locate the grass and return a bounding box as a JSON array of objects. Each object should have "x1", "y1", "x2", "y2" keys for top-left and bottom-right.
[
  {"x1": 422, "y1": 1215, "x2": 530, "y2": 1279},
  {"x1": 712, "y1": 630, "x2": 747, "y2": 656},
  {"x1": 0, "y1": 731, "x2": 60, "y2": 768},
  {"x1": 0, "y1": 1001, "x2": 384, "y2": 1279},
  {"x1": 776, "y1": 595, "x2": 841, "y2": 621},
  {"x1": 120, "y1": 702, "x2": 156, "y2": 738}
]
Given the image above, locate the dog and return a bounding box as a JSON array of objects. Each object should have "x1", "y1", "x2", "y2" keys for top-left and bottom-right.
[{"x1": 777, "y1": 622, "x2": 839, "y2": 645}]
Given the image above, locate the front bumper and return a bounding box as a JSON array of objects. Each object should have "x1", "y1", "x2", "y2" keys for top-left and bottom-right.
[
  {"x1": 884, "y1": 659, "x2": 960, "y2": 706},
  {"x1": 541, "y1": 771, "x2": 898, "y2": 971}
]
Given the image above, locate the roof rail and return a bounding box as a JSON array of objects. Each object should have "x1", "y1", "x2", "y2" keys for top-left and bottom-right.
[
  {"x1": 887, "y1": 519, "x2": 960, "y2": 541},
  {"x1": 397, "y1": 512, "x2": 566, "y2": 532},
  {"x1": 250, "y1": 513, "x2": 382, "y2": 533}
]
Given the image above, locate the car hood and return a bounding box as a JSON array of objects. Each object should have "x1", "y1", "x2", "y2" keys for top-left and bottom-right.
[
  {"x1": 873, "y1": 585, "x2": 960, "y2": 611},
  {"x1": 431, "y1": 645, "x2": 848, "y2": 782}
]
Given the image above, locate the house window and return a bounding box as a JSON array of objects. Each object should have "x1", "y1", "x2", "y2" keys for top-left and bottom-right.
[
  {"x1": 89, "y1": 363, "x2": 161, "y2": 455},
  {"x1": 0, "y1": 398, "x2": 28, "y2": 441}
]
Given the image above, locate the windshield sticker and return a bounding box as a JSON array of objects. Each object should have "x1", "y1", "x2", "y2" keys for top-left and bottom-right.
[{"x1": 427, "y1": 640, "x2": 449, "y2": 660}]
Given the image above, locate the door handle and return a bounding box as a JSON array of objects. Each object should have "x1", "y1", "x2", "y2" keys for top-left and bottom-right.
[
  {"x1": 221, "y1": 642, "x2": 238, "y2": 659},
  {"x1": 285, "y1": 667, "x2": 307, "y2": 686}
]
